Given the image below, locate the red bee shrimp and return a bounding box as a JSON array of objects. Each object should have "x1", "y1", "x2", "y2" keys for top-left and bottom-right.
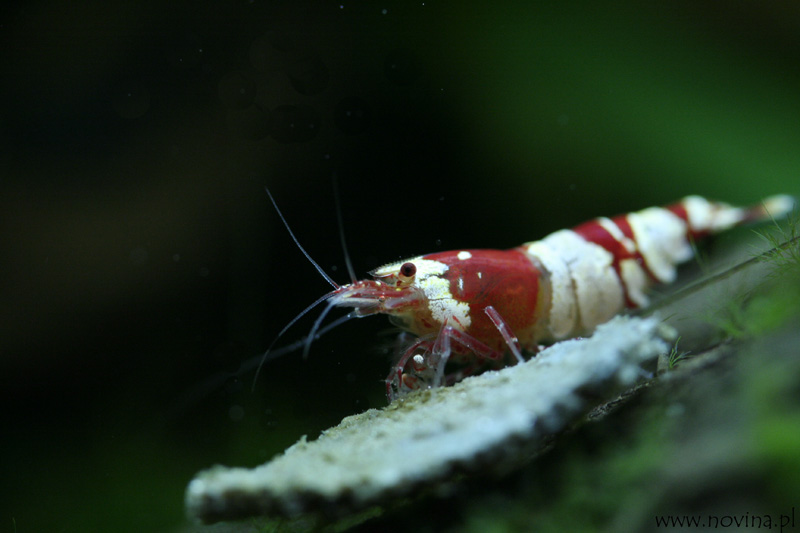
[{"x1": 263, "y1": 193, "x2": 794, "y2": 402}]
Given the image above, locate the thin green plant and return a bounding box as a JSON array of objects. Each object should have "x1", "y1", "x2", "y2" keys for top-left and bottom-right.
[
  {"x1": 753, "y1": 209, "x2": 800, "y2": 275},
  {"x1": 667, "y1": 336, "x2": 692, "y2": 369}
]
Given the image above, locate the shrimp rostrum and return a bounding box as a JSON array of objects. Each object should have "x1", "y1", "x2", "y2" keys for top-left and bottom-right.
[{"x1": 270, "y1": 193, "x2": 794, "y2": 402}]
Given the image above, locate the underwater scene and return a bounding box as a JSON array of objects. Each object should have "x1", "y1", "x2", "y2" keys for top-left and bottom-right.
[{"x1": 3, "y1": 1, "x2": 800, "y2": 532}]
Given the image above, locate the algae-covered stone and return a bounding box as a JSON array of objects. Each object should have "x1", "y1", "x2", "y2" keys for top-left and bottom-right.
[{"x1": 185, "y1": 315, "x2": 670, "y2": 524}]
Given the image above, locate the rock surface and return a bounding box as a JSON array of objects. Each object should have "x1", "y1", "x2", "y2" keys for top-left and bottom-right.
[{"x1": 186, "y1": 315, "x2": 670, "y2": 524}]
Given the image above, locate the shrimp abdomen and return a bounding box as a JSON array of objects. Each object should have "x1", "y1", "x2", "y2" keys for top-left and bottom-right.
[{"x1": 523, "y1": 195, "x2": 794, "y2": 341}]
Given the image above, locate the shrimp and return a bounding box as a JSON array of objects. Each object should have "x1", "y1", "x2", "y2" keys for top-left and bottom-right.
[{"x1": 267, "y1": 193, "x2": 794, "y2": 402}]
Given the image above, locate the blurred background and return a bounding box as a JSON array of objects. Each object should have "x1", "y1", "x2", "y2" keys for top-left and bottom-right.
[{"x1": 2, "y1": 1, "x2": 799, "y2": 531}]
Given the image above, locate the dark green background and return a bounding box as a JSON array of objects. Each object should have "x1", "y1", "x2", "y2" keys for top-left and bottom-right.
[{"x1": 2, "y1": 1, "x2": 799, "y2": 531}]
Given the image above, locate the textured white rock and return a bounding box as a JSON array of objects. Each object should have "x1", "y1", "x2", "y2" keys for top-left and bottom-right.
[{"x1": 186, "y1": 315, "x2": 669, "y2": 524}]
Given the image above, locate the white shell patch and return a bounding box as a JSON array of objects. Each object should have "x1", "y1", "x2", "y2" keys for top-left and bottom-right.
[
  {"x1": 627, "y1": 208, "x2": 691, "y2": 283},
  {"x1": 545, "y1": 230, "x2": 624, "y2": 331},
  {"x1": 683, "y1": 195, "x2": 744, "y2": 233},
  {"x1": 597, "y1": 217, "x2": 636, "y2": 253},
  {"x1": 524, "y1": 240, "x2": 577, "y2": 339},
  {"x1": 457, "y1": 251, "x2": 472, "y2": 260},
  {"x1": 526, "y1": 230, "x2": 624, "y2": 336},
  {"x1": 619, "y1": 258, "x2": 649, "y2": 307},
  {"x1": 419, "y1": 275, "x2": 471, "y2": 329},
  {"x1": 684, "y1": 196, "x2": 715, "y2": 231},
  {"x1": 371, "y1": 256, "x2": 447, "y2": 278},
  {"x1": 761, "y1": 194, "x2": 795, "y2": 218},
  {"x1": 373, "y1": 256, "x2": 471, "y2": 329}
]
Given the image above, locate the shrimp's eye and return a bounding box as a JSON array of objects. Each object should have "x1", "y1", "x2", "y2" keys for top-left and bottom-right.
[{"x1": 400, "y1": 262, "x2": 416, "y2": 277}]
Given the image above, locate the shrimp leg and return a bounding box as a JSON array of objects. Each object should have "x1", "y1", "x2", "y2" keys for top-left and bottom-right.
[{"x1": 387, "y1": 306, "x2": 525, "y2": 400}]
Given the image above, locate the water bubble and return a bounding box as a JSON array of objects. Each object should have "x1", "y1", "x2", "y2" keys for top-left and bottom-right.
[
  {"x1": 381, "y1": 8, "x2": 388, "y2": 14},
  {"x1": 166, "y1": 32, "x2": 203, "y2": 69},
  {"x1": 218, "y1": 71, "x2": 257, "y2": 109},
  {"x1": 112, "y1": 82, "x2": 150, "y2": 120},
  {"x1": 334, "y1": 96, "x2": 370, "y2": 135},
  {"x1": 269, "y1": 105, "x2": 321, "y2": 143}
]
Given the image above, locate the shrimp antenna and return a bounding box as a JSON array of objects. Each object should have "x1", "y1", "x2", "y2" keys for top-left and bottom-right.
[
  {"x1": 303, "y1": 299, "x2": 339, "y2": 360},
  {"x1": 264, "y1": 186, "x2": 338, "y2": 289},
  {"x1": 251, "y1": 290, "x2": 337, "y2": 391},
  {"x1": 174, "y1": 311, "x2": 355, "y2": 414},
  {"x1": 332, "y1": 174, "x2": 358, "y2": 283}
]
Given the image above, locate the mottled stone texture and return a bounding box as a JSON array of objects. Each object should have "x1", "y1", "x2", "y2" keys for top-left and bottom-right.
[{"x1": 186, "y1": 316, "x2": 669, "y2": 524}]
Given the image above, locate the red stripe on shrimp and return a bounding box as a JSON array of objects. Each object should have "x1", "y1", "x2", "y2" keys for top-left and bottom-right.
[{"x1": 572, "y1": 218, "x2": 652, "y2": 308}]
